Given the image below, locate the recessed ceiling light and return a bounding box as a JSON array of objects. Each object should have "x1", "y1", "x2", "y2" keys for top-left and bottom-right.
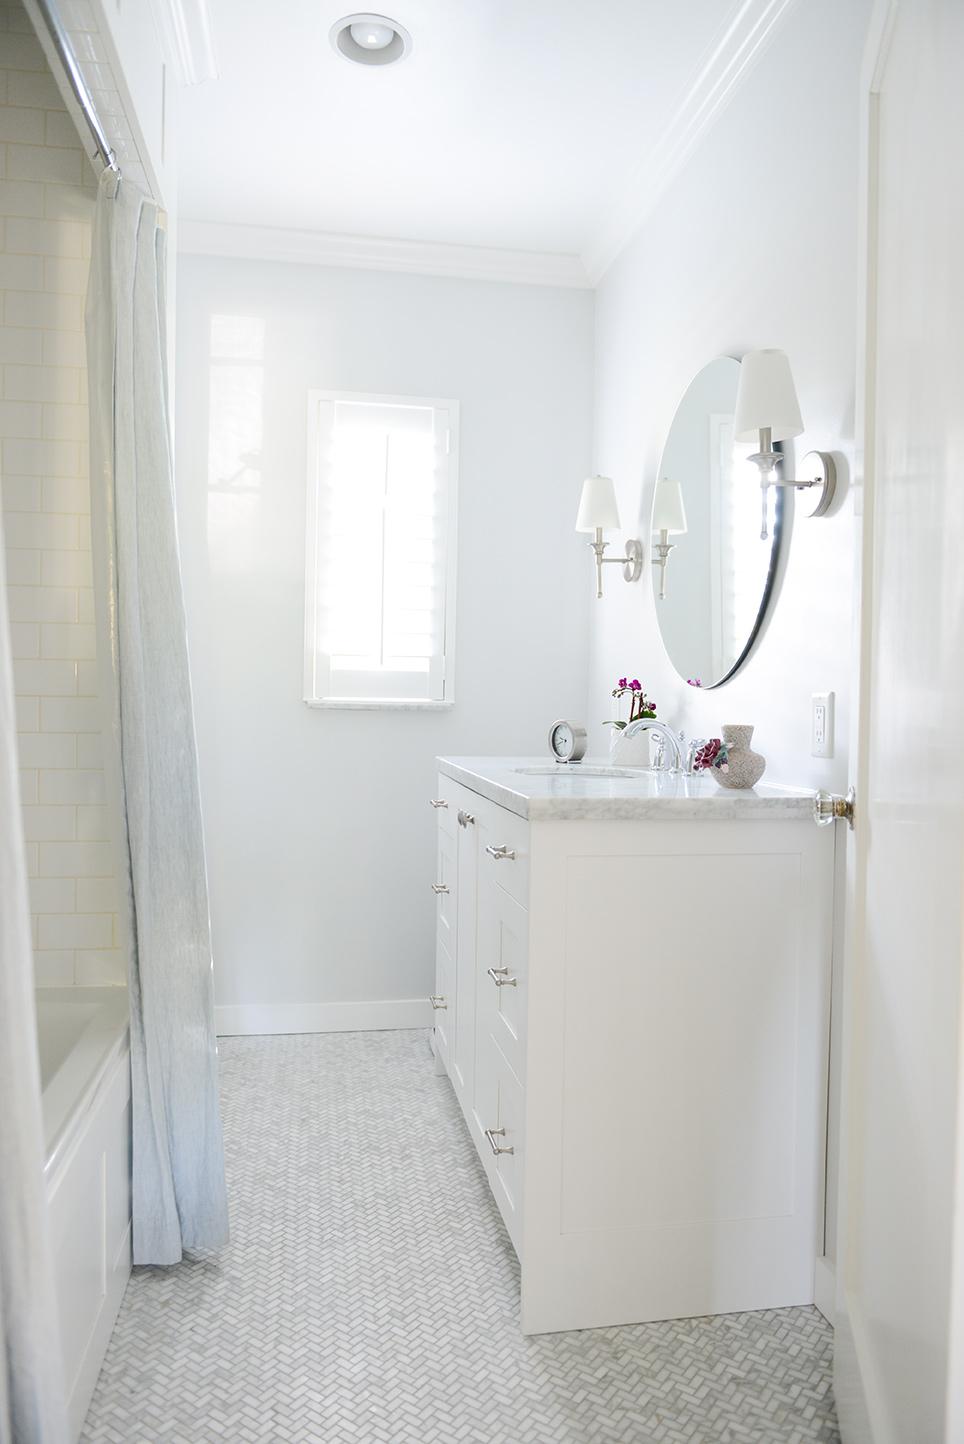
[{"x1": 330, "y1": 13, "x2": 412, "y2": 66}]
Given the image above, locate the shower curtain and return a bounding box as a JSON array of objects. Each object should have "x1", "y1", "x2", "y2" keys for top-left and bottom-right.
[
  {"x1": 86, "y1": 171, "x2": 229, "y2": 1265},
  {"x1": 0, "y1": 535, "x2": 68, "y2": 1443}
]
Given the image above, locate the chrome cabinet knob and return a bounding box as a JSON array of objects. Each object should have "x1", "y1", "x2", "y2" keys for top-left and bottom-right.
[
  {"x1": 429, "y1": 799, "x2": 448, "y2": 809},
  {"x1": 813, "y1": 786, "x2": 856, "y2": 830},
  {"x1": 484, "y1": 1126, "x2": 514, "y2": 1156},
  {"x1": 428, "y1": 995, "x2": 447, "y2": 1010},
  {"x1": 457, "y1": 809, "x2": 475, "y2": 828},
  {"x1": 431, "y1": 882, "x2": 450, "y2": 894},
  {"x1": 485, "y1": 844, "x2": 516, "y2": 861},
  {"x1": 486, "y1": 966, "x2": 517, "y2": 988}
]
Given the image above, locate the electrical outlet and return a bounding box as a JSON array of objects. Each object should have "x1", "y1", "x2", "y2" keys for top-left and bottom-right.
[{"x1": 811, "y1": 692, "x2": 834, "y2": 758}]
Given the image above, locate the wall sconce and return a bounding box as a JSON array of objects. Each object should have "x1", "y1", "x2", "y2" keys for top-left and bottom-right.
[
  {"x1": 651, "y1": 477, "x2": 687, "y2": 601},
  {"x1": 575, "y1": 475, "x2": 643, "y2": 599},
  {"x1": 734, "y1": 349, "x2": 836, "y2": 540}
]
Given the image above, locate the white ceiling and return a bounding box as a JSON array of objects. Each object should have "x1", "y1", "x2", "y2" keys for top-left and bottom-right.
[{"x1": 178, "y1": 0, "x2": 783, "y2": 275}]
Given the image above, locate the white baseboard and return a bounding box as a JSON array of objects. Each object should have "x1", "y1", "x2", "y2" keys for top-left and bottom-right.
[
  {"x1": 814, "y1": 1254, "x2": 836, "y2": 1326},
  {"x1": 215, "y1": 998, "x2": 432, "y2": 1037}
]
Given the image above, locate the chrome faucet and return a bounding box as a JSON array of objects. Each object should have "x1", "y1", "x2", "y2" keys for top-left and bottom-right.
[{"x1": 621, "y1": 718, "x2": 685, "y2": 772}]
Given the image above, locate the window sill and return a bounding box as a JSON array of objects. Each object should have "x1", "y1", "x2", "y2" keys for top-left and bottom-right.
[{"x1": 304, "y1": 698, "x2": 455, "y2": 711}]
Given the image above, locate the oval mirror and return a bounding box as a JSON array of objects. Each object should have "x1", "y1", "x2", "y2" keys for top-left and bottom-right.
[{"x1": 650, "y1": 356, "x2": 784, "y2": 688}]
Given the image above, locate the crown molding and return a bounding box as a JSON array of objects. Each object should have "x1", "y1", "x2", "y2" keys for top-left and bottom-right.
[
  {"x1": 178, "y1": 219, "x2": 592, "y2": 290},
  {"x1": 582, "y1": 0, "x2": 799, "y2": 283}
]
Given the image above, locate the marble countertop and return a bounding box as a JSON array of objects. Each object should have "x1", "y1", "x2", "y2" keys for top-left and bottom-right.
[{"x1": 437, "y1": 756, "x2": 816, "y2": 822}]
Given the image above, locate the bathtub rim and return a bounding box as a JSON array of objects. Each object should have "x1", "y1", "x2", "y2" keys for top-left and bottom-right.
[{"x1": 38, "y1": 986, "x2": 130, "y2": 1179}]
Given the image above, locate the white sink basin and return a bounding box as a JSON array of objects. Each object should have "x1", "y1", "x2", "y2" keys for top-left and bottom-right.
[{"x1": 513, "y1": 765, "x2": 641, "y2": 778}]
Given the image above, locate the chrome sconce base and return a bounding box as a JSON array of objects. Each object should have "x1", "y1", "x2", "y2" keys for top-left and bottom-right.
[
  {"x1": 749, "y1": 428, "x2": 837, "y2": 539},
  {"x1": 652, "y1": 529, "x2": 675, "y2": 601},
  {"x1": 588, "y1": 531, "x2": 643, "y2": 600}
]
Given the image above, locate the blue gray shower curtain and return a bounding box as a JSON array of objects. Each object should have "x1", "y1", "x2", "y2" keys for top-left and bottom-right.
[{"x1": 85, "y1": 171, "x2": 229, "y2": 1264}]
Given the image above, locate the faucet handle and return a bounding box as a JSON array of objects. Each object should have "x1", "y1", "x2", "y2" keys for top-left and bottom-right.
[{"x1": 686, "y1": 737, "x2": 709, "y2": 774}]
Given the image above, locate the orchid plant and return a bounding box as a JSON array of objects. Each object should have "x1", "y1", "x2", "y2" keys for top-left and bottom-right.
[
  {"x1": 604, "y1": 677, "x2": 657, "y2": 732},
  {"x1": 692, "y1": 738, "x2": 729, "y2": 773}
]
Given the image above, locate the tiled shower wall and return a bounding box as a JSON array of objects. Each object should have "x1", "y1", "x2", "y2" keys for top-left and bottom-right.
[{"x1": 1, "y1": 0, "x2": 124, "y2": 986}]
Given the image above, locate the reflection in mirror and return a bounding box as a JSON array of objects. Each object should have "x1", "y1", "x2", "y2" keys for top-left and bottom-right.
[{"x1": 651, "y1": 356, "x2": 783, "y2": 688}]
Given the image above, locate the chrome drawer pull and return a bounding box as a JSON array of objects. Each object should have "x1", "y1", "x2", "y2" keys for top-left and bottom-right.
[
  {"x1": 431, "y1": 882, "x2": 450, "y2": 894},
  {"x1": 485, "y1": 844, "x2": 516, "y2": 861},
  {"x1": 484, "y1": 1126, "x2": 514, "y2": 1156},
  {"x1": 457, "y1": 809, "x2": 475, "y2": 828},
  {"x1": 487, "y1": 966, "x2": 517, "y2": 988},
  {"x1": 429, "y1": 799, "x2": 448, "y2": 809},
  {"x1": 429, "y1": 995, "x2": 447, "y2": 1010}
]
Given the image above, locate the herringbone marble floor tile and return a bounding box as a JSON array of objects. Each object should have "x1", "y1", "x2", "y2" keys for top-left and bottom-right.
[{"x1": 81, "y1": 1030, "x2": 839, "y2": 1443}]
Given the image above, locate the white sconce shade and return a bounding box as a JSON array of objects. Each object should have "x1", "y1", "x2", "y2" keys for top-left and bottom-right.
[
  {"x1": 575, "y1": 475, "x2": 621, "y2": 533},
  {"x1": 652, "y1": 478, "x2": 687, "y2": 535},
  {"x1": 733, "y1": 349, "x2": 804, "y2": 442}
]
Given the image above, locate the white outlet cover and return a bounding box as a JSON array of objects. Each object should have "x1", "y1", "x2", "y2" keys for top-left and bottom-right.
[{"x1": 811, "y1": 692, "x2": 834, "y2": 758}]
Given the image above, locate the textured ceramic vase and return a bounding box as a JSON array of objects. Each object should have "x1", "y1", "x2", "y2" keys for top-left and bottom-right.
[{"x1": 712, "y1": 724, "x2": 766, "y2": 790}]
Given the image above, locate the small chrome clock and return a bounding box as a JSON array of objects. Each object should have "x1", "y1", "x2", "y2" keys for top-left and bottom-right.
[{"x1": 548, "y1": 720, "x2": 588, "y2": 764}]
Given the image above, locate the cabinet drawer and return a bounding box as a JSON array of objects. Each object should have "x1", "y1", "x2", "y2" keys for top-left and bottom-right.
[
  {"x1": 477, "y1": 875, "x2": 528, "y2": 1082},
  {"x1": 430, "y1": 777, "x2": 459, "y2": 838},
  {"x1": 478, "y1": 803, "x2": 529, "y2": 909},
  {"x1": 477, "y1": 1030, "x2": 525, "y2": 1256}
]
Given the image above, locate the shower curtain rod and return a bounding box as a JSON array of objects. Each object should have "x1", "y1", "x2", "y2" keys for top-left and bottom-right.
[{"x1": 32, "y1": 0, "x2": 120, "y2": 174}]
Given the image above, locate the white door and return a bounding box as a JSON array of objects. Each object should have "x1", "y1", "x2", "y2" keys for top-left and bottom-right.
[{"x1": 835, "y1": 2, "x2": 964, "y2": 1440}]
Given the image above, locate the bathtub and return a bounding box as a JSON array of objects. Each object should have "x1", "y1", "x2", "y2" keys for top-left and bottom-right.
[{"x1": 37, "y1": 987, "x2": 132, "y2": 1442}]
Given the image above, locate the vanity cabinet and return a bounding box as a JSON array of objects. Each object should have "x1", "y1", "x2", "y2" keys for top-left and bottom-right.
[{"x1": 430, "y1": 758, "x2": 834, "y2": 1336}]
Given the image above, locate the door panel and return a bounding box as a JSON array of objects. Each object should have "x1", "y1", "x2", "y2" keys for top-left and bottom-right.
[{"x1": 837, "y1": 4, "x2": 964, "y2": 1439}]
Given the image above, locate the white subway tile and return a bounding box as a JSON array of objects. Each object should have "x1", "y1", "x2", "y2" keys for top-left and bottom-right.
[
  {"x1": 29, "y1": 877, "x2": 76, "y2": 914},
  {"x1": 4, "y1": 289, "x2": 84, "y2": 331},
  {"x1": 77, "y1": 804, "x2": 108, "y2": 840},
  {"x1": 43, "y1": 255, "x2": 89, "y2": 294},
  {"x1": 7, "y1": 583, "x2": 78, "y2": 622},
  {"x1": 7, "y1": 145, "x2": 82, "y2": 186},
  {"x1": 74, "y1": 949, "x2": 125, "y2": 986},
  {"x1": 15, "y1": 693, "x2": 38, "y2": 730},
  {"x1": 75, "y1": 876, "x2": 117, "y2": 913},
  {"x1": 1, "y1": 474, "x2": 41, "y2": 510},
  {"x1": 43, "y1": 478, "x2": 89, "y2": 516},
  {"x1": 40, "y1": 695, "x2": 100, "y2": 732},
  {"x1": 44, "y1": 111, "x2": 84, "y2": 148},
  {"x1": 39, "y1": 912, "x2": 112, "y2": 950},
  {"x1": 13, "y1": 658, "x2": 77, "y2": 695},
  {"x1": 23, "y1": 804, "x2": 76, "y2": 841},
  {"x1": 43, "y1": 182, "x2": 95, "y2": 225},
  {"x1": 0, "y1": 179, "x2": 44, "y2": 218},
  {"x1": 1, "y1": 32, "x2": 48, "y2": 71},
  {"x1": 43, "y1": 402, "x2": 88, "y2": 441},
  {"x1": 39, "y1": 768, "x2": 104, "y2": 804},
  {"x1": 18, "y1": 767, "x2": 37, "y2": 803},
  {"x1": 75, "y1": 658, "x2": 98, "y2": 694},
  {"x1": 3, "y1": 510, "x2": 77, "y2": 549},
  {"x1": 41, "y1": 622, "x2": 95, "y2": 658},
  {"x1": 42, "y1": 329, "x2": 85, "y2": 366},
  {"x1": 0, "y1": 398, "x2": 41, "y2": 436},
  {"x1": 34, "y1": 950, "x2": 75, "y2": 986},
  {"x1": 24, "y1": 840, "x2": 39, "y2": 876},
  {"x1": 4, "y1": 548, "x2": 41, "y2": 584},
  {"x1": 38, "y1": 839, "x2": 112, "y2": 876},
  {"x1": 6, "y1": 215, "x2": 84, "y2": 257},
  {"x1": 0, "y1": 325, "x2": 42, "y2": 362},
  {"x1": 15, "y1": 731, "x2": 76, "y2": 767},
  {"x1": 4, "y1": 437, "x2": 83, "y2": 478},
  {"x1": 41, "y1": 549, "x2": 91, "y2": 586},
  {"x1": 0, "y1": 251, "x2": 43, "y2": 290},
  {"x1": 9, "y1": 620, "x2": 39, "y2": 656},
  {"x1": 75, "y1": 732, "x2": 102, "y2": 767},
  {"x1": 0, "y1": 104, "x2": 45, "y2": 144},
  {"x1": 76, "y1": 586, "x2": 93, "y2": 623},
  {"x1": 6, "y1": 365, "x2": 80, "y2": 403}
]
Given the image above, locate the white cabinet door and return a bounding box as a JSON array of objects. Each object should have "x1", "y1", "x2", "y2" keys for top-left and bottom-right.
[
  {"x1": 476, "y1": 860, "x2": 528, "y2": 1086},
  {"x1": 451, "y1": 804, "x2": 479, "y2": 1103},
  {"x1": 475, "y1": 1029, "x2": 526, "y2": 1255}
]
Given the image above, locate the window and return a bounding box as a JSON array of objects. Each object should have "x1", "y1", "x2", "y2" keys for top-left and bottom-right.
[{"x1": 304, "y1": 391, "x2": 458, "y2": 707}]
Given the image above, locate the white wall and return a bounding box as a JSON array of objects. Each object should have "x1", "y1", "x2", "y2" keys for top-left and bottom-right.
[
  {"x1": 588, "y1": 0, "x2": 871, "y2": 1272},
  {"x1": 174, "y1": 255, "x2": 593, "y2": 1029},
  {"x1": 0, "y1": 0, "x2": 125, "y2": 987}
]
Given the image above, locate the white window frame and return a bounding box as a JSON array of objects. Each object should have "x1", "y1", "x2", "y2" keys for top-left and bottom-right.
[{"x1": 303, "y1": 389, "x2": 459, "y2": 710}]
